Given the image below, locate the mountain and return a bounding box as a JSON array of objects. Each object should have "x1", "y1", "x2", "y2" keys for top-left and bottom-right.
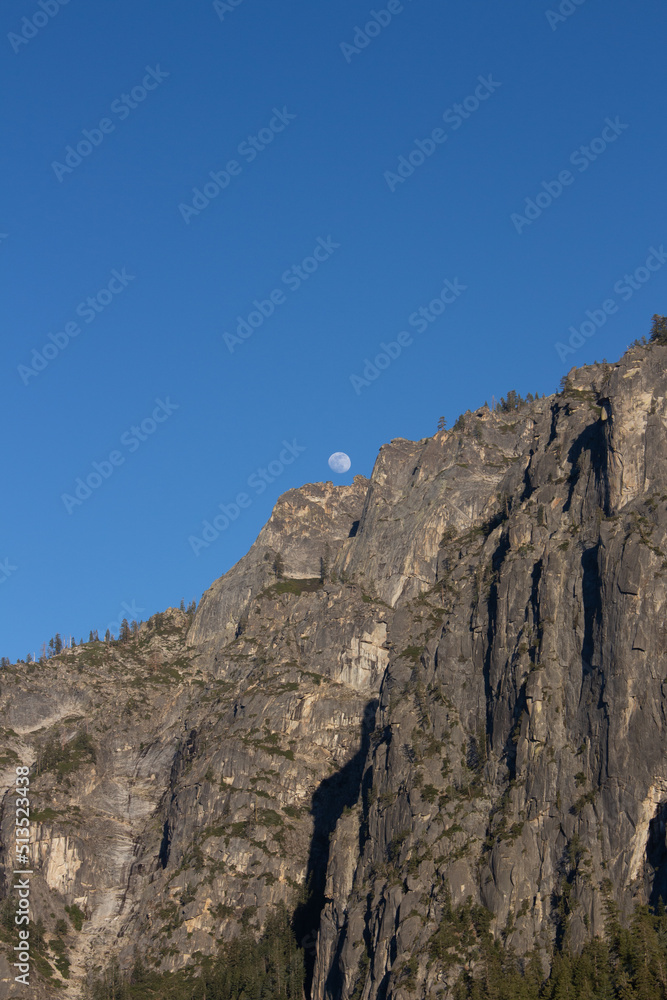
[{"x1": 1, "y1": 337, "x2": 667, "y2": 999}]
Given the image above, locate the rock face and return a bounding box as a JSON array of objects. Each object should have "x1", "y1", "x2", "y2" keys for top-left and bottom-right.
[
  {"x1": 1, "y1": 343, "x2": 666, "y2": 999},
  {"x1": 190, "y1": 478, "x2": 369, "y2": 657}
]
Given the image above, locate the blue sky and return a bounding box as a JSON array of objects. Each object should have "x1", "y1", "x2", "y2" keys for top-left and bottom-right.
[{"x1": 2, "y1": 0, "x2": 665, "y2": 658}]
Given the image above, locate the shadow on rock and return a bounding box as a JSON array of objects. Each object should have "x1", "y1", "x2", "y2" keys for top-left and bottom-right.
[{"x1": 294, "y1": 698, "x2": 377, "y2": 999}]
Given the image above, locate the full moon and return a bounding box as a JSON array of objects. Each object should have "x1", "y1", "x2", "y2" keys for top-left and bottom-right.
[{"x1": 328, "y1": 452, "x2": 351, "y2": 473}]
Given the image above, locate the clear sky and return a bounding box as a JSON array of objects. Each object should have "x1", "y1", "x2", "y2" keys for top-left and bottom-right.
[{"x1": 2, "y1": 0, "x2": 665, "y2": 659}]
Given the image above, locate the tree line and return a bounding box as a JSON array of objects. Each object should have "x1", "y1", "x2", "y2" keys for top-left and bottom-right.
[
  {"x1": 437, "y1": 390, "x2": 544, "y2": 433},
  {"x1": 83, "y1": 892, "x2": 667, "y2": 1000},
  {"x1": 0, "y1": 599, "x2": 197, "y2": 669},
  {"x1": 87, "y1": 902, "x2": 304, "y2": 1000}
]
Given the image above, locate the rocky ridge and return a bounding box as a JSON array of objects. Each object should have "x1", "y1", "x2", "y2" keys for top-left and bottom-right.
[{"x1": 0, "y1": 342, "x2": 666, "y2": 998}]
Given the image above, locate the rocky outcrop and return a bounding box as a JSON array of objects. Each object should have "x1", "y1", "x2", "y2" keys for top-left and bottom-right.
[
  {"x1": 0, "y1": 342, "x2": 666, "y2": 999},
  {"x1": 190, "y1": 478, "x2": 369, "y2": 658},
  {"x1": 311, "y1": 347, "x2": 667, "y2": 999}
]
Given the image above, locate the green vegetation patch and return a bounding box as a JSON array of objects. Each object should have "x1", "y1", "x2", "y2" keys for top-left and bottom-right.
[
  {"x1": 89, "y1": 901, "x2": 304, "y2": 999},
  {"x1": 31, "y1": 807, "x2": 62, "y2": 823},
  {"x1": 257, "y1": 808, "x2": 284, "y2": 827},
  {"x1": 65, "y1": 904, "x2": 85, "y2": 932},
  {"x1": 0, "y1": 748, "x2": 20, "y2": 768},
  {"x1": 400, "y1": 646, "x2": 425, "y2": 663},
  {"x1": 37, "y1": 732, "x2": 97, "y2": 780},
  {"x1": 260, "y1": 578, "x2": 323, "y2": 599}
]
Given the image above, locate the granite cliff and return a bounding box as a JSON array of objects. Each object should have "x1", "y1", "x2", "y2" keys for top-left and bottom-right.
[{"x1": 1, "y1": 339, "x2": 666, "y2": 998}]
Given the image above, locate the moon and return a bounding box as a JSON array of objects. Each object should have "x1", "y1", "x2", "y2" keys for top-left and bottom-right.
[{"x1": 328, "y1": 452, "x2": 351, "y2": 473}]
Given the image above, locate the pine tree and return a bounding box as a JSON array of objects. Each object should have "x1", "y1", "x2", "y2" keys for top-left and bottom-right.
[
  {"x1": 119, "y1": 619, "x2": 131, "y2": 643},
  {"x1": 320, "y1": 543, "x2": 331, "y2": 583},
  {"x1": 104, "y1": 629, "x2": 111, "y2": 643},
  {"x1": 438, "y1": 416, "x2": 447, "y2": 431},
  {"x1": 54, "y1": 634, "x2": 63, "y2": 654},
  {"x1": 499, "y1": 389, "x2": 524, "y2": 412},
  {"x1": 649, "y1": 314, "x2": 667, "y2": 345}
]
